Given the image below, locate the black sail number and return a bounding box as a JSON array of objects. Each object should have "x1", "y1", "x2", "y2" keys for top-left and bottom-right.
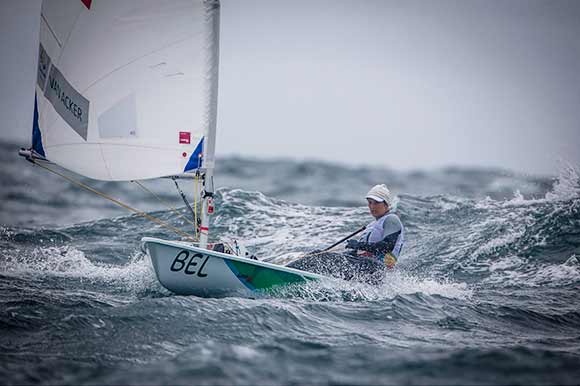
[{"x1": 170, "y1": 250, "x2": 209, "y2": 277}]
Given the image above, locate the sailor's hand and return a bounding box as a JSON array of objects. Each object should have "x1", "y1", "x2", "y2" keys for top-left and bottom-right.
[{"x1": 345, "y1": 239, "x2": 360, "y2": 249}]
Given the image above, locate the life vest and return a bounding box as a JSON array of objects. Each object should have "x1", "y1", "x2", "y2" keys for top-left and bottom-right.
[{"x1": 357, "y1": 212, "x2": 404, "y2": 268}]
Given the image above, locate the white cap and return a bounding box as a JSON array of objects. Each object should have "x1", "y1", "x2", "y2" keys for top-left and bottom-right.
[{"x1": 365, "y1": 184, "x2": 392, "y2": 206}]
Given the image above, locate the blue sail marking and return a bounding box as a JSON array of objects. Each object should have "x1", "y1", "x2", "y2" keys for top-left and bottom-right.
[
  {"x1": 184, "y1": 137, "x2": 204, "y2": 172},
  {"x1": 32, "y1": 94, "x2": 46, "y2": 157}
]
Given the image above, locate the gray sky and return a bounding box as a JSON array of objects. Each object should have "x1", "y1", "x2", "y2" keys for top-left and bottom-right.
[{"x1": 2, "y1": 0, "x2": 579, "y2": 176}]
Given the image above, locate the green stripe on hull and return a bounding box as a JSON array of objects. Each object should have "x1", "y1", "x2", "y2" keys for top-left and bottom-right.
[{"x1": 225, "y1": 259, "x2": 312, "y2": 292}]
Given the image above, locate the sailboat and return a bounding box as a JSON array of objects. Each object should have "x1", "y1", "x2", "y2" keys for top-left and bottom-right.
[{"x1": 21, "y1": 0, "x2": 326, "y2": 297}]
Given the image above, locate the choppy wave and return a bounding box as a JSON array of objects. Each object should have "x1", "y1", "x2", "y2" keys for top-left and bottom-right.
[{"x1": 1, "y1": 139, "x2": 579, "y2": 385}]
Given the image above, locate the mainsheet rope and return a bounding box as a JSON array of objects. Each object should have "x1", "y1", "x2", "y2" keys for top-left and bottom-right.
[{"x1": 30, "y1": 159, "x2": 196, "y2": 242}]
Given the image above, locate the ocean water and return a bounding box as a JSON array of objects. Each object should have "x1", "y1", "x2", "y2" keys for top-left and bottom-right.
[{"x1": 1, "y1": 140, "x2": 579, "y2": 385}]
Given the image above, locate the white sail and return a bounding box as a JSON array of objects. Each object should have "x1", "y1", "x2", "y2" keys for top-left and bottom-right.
[{"x1": 32, "y1": 0, "x2": 220, "y2": 181}]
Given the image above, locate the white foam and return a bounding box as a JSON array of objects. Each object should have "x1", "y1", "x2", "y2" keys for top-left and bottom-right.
[
  {"x1": 459, "y1": 164, "x2": 579, "y2": 266},
  {"x1": 383, "y1": 271, "x2": 473, "y2": 300},
  {"x1": 546, "y1": 161, "x2": 580, "y2": 202},
  {"x1": 468, "y1": 164, "x2": 578, "y2": 215},
  {"x1": 471, "y1": 216, "x2": 527, "y2": 259},
  {"x1": 273, "y1": 270, "x2": 472, "y2": 302},
  {"x1": 527, "y1": 257, "x2": 580, "y2": 287},
  {"x1": 484, "y1": 253, "x2": 580, "y2": 288},
  {"x1": 438, "y1": 200, "x2": 461, "y2": 211},
  {"x1": 231, "y1": 344, "x2": 260, "y2": 360},
  {"x1": 1, "y1": 245, "x2": 165, "y2": 295},
  {"x1": 489, "y1": 255, "x2": 526, "y2": 272},
  {"x1": 220, "y1": 199, "x2": 365, "y2": 262}
]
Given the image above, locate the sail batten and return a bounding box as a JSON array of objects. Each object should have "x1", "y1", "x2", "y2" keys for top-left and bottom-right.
[{"x1": 32, "y1": 0, "x2": 220, "y2": 182}]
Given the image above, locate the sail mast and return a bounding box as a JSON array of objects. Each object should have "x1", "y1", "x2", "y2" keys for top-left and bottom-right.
[
  {"x1": 28, "y1": 0, "x2": 221, "y2": 243},
  {"x1": 199, "y1": 0, "x2": 220, "y2": 249}
]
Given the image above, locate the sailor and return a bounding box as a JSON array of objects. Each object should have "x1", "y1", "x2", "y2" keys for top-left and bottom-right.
[{"x1": 345, "y1": 184, "x2": 404, "y2": 268}]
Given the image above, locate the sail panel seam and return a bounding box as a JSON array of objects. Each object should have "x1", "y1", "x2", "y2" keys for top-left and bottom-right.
[{"x1": 81, "y1": 35, "x2": 196, "y2": 94}]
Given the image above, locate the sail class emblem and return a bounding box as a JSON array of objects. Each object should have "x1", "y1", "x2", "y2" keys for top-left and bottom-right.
[{"x1": 179, "y1": 132, "x2": 191, "y2": 144}]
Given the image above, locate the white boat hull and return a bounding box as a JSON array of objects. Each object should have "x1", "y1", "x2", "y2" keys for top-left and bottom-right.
[{"x1": 142, "y1": 237, "x2": 325, "y2": 297}]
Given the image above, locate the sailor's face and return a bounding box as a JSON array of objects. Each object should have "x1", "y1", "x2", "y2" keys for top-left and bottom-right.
[{"x1": 367, "y1": 198, "x2": 389, "y2": 219}]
